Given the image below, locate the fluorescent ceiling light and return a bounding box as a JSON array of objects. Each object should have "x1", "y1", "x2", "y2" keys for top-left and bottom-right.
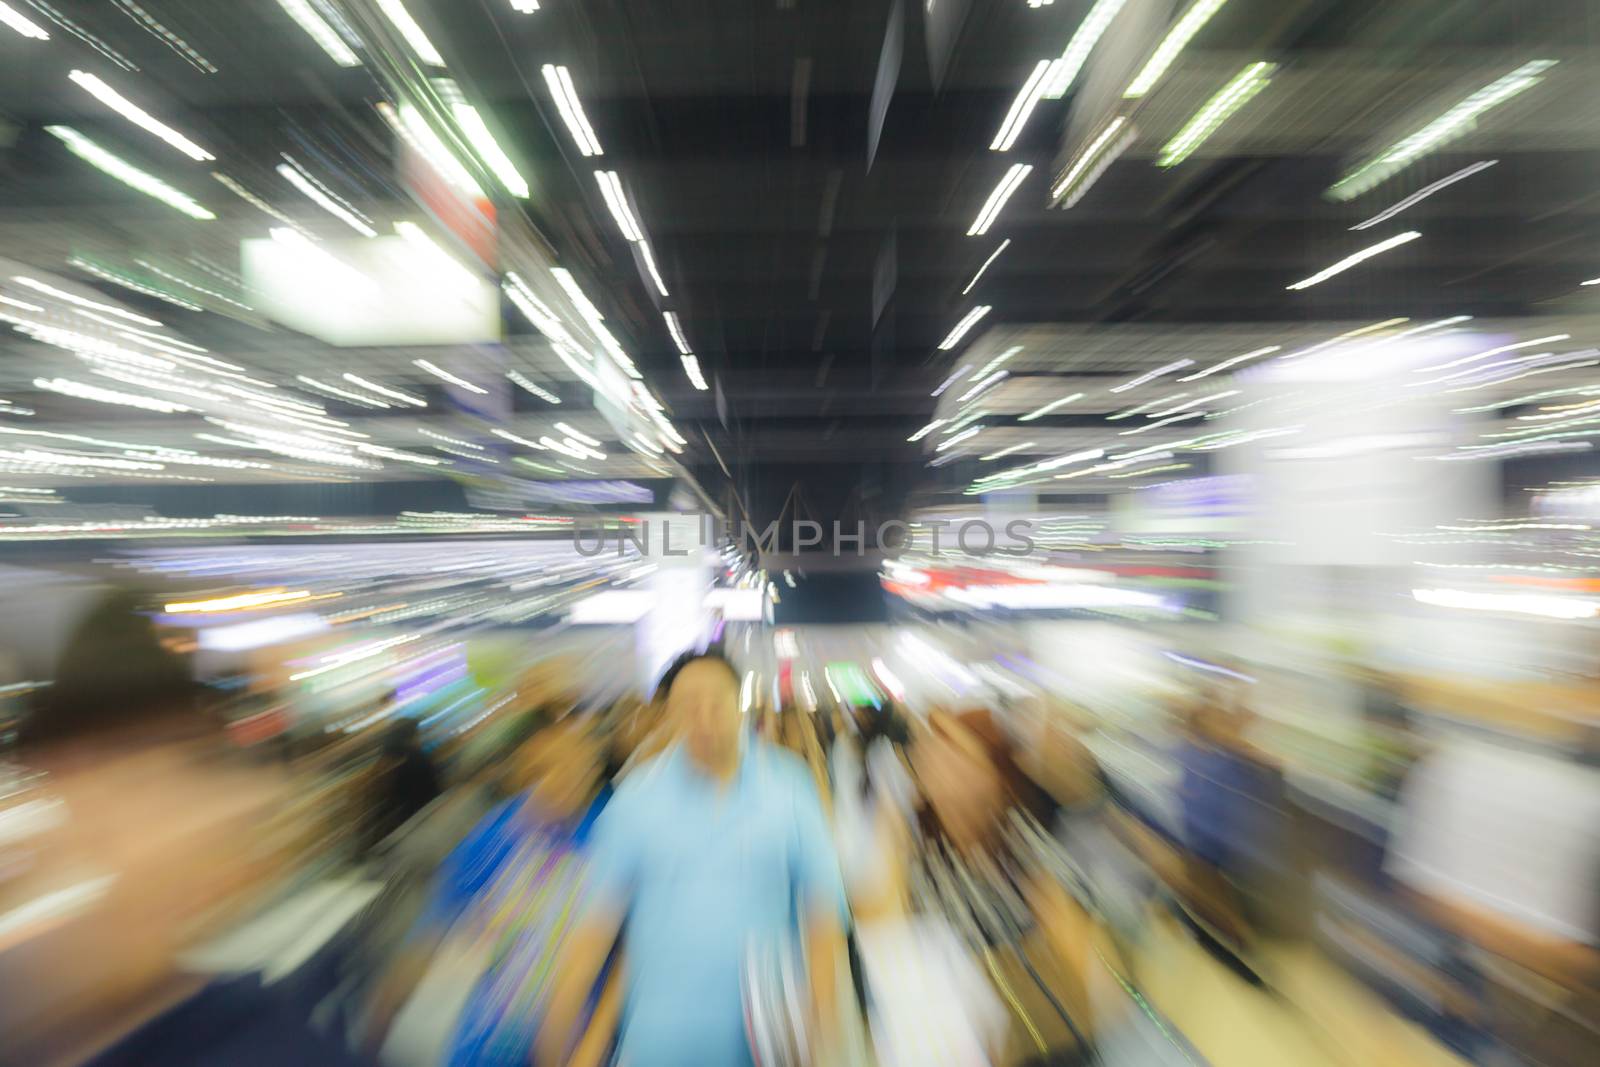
[
  {"x1": 1350, "y1": 160, "x2": 1496, "y2": 230},
  {"x1": 1051, "y1": 115, "x2": 1135, "y2": 207},
  {"x1": 272, "y1": 0, "x2": 360, "y2": 66},
  {"x1": 452, "y1": 102, "x2": 528, "y2": 198},
  {"x1": 962, "y1": 240, "x2": 1010, "y2": 294},
  {"x1": 0, "y1": 2, "x2": 47, "y2": 39},
  {"x1": 595, "y1": 170, "x2": 643, "y2": 241},
  {"x1": 971, "y1": 344, "x2": 1023, "y2": 380},
  {"x1": 375, "y1": 0, "x2": 444, "y2": 66},
  {"x1": 1041, "y1": 0, "x2": 1131, "y2": 98},
  {"x1": 956, "y1": 371, "x2": 1008, "y2": 403},
  {"x1": 379, "y1": 103, "x2": 486, "y2": 201},
  {"x1": 1111, "y1": 359, "x2": 1193, "y2": 393},
  {"x1": 413, "y1": 358, "x2": 487, "y2": 394},
  {"x1": 297, "y1": 375, "x2": 390, "y2": 408},
  {"x1": 1581, "y1": 277, "x2": 1600, "y2": 287},
  {"x1": 908, "y1": 419, "x2": 945, "y2": 442},
  {"x1": 1018, "y1": 392, "x2": 1083, "y2": 421},
  {"x1": 663, "y1": 311, "x2": 692, "y2": 355},
  {"x1": 1285, "y1": 230, "x2": 1420, "y2": 291},
  {"x1": 542, "y1": 64, "x2": 603, "y2": 156},
  {"x1": 68, "y1": 70, "x2": 212, "y2": 161},
  {"x1": 212, "y1": 172, "x2": 298, "y2": 226},
  {"x1": 508, "y1": 369, "x2": 561, "y2": 403},
  {"x1": 555, "y1": 422, "x2": 600, "y2": 447},
  {"x1": 1416, "y1": 334, "x2": 1571, "y2": 374},
  {"x1": 550, "y1": 267, "x2": 607, "y2": 327},
  {"x1": 1330, "y1": 62, "x2": 1555, "y2": 201},
  {"x1": 936, "y1": 425, "x2": 983, "y2": 451},
  {"x1": 277, "y1": 159, "x2": 375, "y2": 236},
  {"x1": 12, "y1": 275, "x2": 163, "y2": 326},
  {"x1": 1279, "y1": 318, "x2": 1409, "y2": 360},
  {"x1": 491, "y1": 428, "x2": 544, "y2": 449},
  {"x1": 980, "y1": 441, "x2": 1034, "y2": 461},
  {"x1": 1158, "y1": 61, "x2": 1274, "y2": 167},
  {"x1": 938, "y1": 305, "x2": 992, "y2": 350},
  {"x1": 637, "y1": 241, "x2": 670, "y2": 297},
  {"x1": 342, "y1": 373, "x2": 426, "y2": 407},
  {"x1": 35, "y1": 376, "x2": 189, "y2": 413},
  {"x1": 1178, "y1": 345, "x2": 1280, "y2": 380},
  {"x1": 991, "y1": 60, "x2": 1053, "y2": 151},
  {"x1": 1123, "y1": 0, "x2": 1230, "y2": 99},
  {"x1": 681, "y1": 355, "x2": 709, "y2": 390},
  {"x1": 44, "y1": 126, "x2": 214, "y2": 220},
  {"x1": 509, "y1": 0, "x2": 540, "y2": 10},
  {"x1": 931, "y1": 365, "x2": 971, "y2": 397},
  {"x1": 968, "y1": 164, "x2": 1032, "y2": 236}
]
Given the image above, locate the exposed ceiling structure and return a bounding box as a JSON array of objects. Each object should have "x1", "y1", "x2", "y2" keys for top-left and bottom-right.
[{"x1": 0, "y1": 0, "x2": 1598, "y2": 532}]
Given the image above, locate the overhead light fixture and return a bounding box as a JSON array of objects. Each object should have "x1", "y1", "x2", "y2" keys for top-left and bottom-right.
[
  {"x1": 509, "y1": 0, "x2": 540, "y2": 11},
  {"x1": 637, "y1": 241, "x2": 670, "y2": 297},
  {"x1": 938, "y1": 305, "x2": 992, "y2": 350},
  {"x1": 542, "y1": 64, "x2": 603, "y2": 156},
  {"x1": 0, "y1": 2, "x2": 48, "y2": 39},
  {"x1": 375, "y1": 0, "x2": 444, "y2": 66},
  {"x1": 507, "y1": 369, "x2": 561, "y2": 403},
  {"x1": 1111, "y1": 359, "x2": 1193, "y2": 393},
  {"x1": 491, "y1": 428, "x2": 544, "y2": 449},
  {"x1": 277, "y1": 158, "x2": 375, "y2": 237},
  {"x1": 908, "y1": 419, "x2": 946, "y2": 442},
  {"x1": 555, "y1": 422, "x2": 600, "y2": 447},
  {"x1": 1330, "y1": 62, "x2": 1555, "y2": 201},
  {"x1": 1350, "y1": 160, "x2": 1496, "y2": 230},
  {"x1": 69, "y1": 258, "x2": 202, "y2": 312},
  {"x1": 663, "y1": 311, "x2": 692, "y2": 355},
  {"x1": 34, "y1": 376, "x2": 189, "y2": 413},
  {"x1": 1123, "y1": 0, "x2": 1230, "y2": 99},
  {"x1": 936, "y1": 425, "x2": 983, "y2": 451},
  {"x1": 1279, "y1": 318, "x2": 1409, "y2": 360},
  {"x1": 44, "y1": 127, "x2": 214, "y2": 220},
  {"x1": 1018, "y1": 392, "x2": 1083, "y2": 421},
  {"x1": 297, "y1": 375, "x2": 390, "y2": 408},
  {"x1": 990, "y1": 60, "x2": 1053, "y2": 151},
  {"x1": 962, "y1": 240, "x2": 1010, "y2": 295},
  {"x1": 680, "y1": 355, "x2": 709, "y2": 390},
  {"x1": 212, "y1": 172, "x2": 299, "y2": 226},
  {"x1": 968, "y1": 164, "x2": 1032, "y2": 236},
  {"x1": 932, "y1": 365, "x2": 972, "y2": 397},
  {"x1": 1415, "y1": 334, "x2": 1571, "y2": 374},
  {"x1": 956, "y1": 370, "x2": 1008, "y2": 403},
  {"x1": 452, "y1": 102, "x2": 529, "y2": 198},
  {"x1": 1581, "y1": 277, "x2": 1600, "y2": 287},
  {"x1": 1041, "y1": 0, "x2": 1131, "y2": 98},
  {"x1": 971, "y1": 344, "x2": 1023, "y2": 380},
  {"x1": 12, "y1": 275, "x2": 164, "y2": 327},
  {"x1": 68, "y1": 71, "x2": 213, "y2": 161},
  {"x1": 1157, "y1": 61, "x2": 1274, "y2": 167},
  {"x1": 379, "y1": 102, "x2": 487, "y2": 201},
  {"x1": 980, "y1": 441, "x2": 1035, "y2": 461},
  {"x1": 271, "y1": 0, "x2": 359, "y2": 67},
  {"x1": 550, "y1": 268, "x2": 607, "y2": 328},
  {"x1": 413, "y1": 358, "x2": 487, "y2": 394},
  {"x1": 1051, "y1": 115, "x2": 1135, "y2": 207},
  {"x1": 1179, "y1": 345, "x2": 1280, "y2": 380},
  {"x1": 342, "y1": 373, "x2": 426, "y2": 407},
  {"x1": 595, "y1": 170, "x2": 643, "y2": 241},
  {"x1": 1285, "y1": 230, "x2": 1420, "y2": 291}
]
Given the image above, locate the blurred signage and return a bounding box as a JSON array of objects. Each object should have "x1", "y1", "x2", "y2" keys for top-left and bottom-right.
[
  {"x1": 242, "y1": 234, "x2": 500, "y2": 347},
  {"x1": 397, "y1": 136, "x2": 498, "y2": 270}
]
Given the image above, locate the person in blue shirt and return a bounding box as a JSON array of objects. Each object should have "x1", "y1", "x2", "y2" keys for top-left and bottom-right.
[{"x1": 538, "y1": 650, "x2": 847, "y2": 1067}]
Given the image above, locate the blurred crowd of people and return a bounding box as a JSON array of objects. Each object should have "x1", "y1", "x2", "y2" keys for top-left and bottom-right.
[{"x1": 1, "y1": 604, "x2": 1598, "y2": 1067}]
